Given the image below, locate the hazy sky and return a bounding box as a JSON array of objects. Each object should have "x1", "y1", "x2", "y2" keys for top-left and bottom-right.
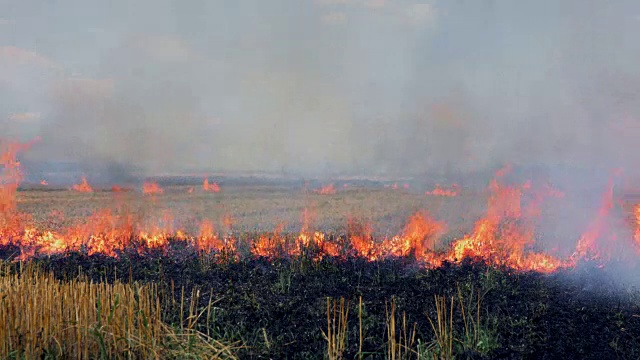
[{"x1": 1, "y1": 0, "x2": 639, "y2": 178}]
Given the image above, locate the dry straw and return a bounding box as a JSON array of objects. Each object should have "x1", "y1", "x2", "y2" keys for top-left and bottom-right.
[{"x1": 0, "y1": 263, "x2": 238, "y2": 359}]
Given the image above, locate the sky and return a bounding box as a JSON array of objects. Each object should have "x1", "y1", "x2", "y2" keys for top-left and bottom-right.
[{"x1": 1, "y1": 0, "x2": 639, "y2": 179}]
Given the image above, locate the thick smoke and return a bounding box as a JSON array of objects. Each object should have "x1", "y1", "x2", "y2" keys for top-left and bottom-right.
[{"x1": 0, "y1": 0, "x2": 639, "y2": 181}]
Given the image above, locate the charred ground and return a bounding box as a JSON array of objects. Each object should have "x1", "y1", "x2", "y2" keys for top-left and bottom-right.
[{"x1": 3, "y1": 244, "x2": 640, "y2": 359}]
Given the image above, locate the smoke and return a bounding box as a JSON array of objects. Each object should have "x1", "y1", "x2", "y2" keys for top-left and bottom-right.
[{"x1": 0, "y1": 0, "x2": 639, "y2": 182}]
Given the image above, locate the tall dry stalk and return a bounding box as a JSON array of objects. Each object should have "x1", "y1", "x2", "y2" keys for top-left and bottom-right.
[
  {"x1": 386, "y1": 298, "x2": 417, "y2": 360},
  {"x1": 322, "y1": 297, "x2": 350, "y2": 360},
  {"x1": 0, "y1": 264, "x2": 238, "y2": 359},
  {"x1": 359, "y1": 296, "x2": 363, "y2": 359},
  {"x1": 457, "y1": 284, "x2": 481, "y2": 350},
  {"x1": 426, "y1": 295, "x2": 455, "y2": 360}
]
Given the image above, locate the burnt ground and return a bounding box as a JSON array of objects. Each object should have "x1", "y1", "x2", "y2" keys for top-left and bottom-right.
[{"x1": 3, "y1": 243, "x2": 640, "y2": 359}]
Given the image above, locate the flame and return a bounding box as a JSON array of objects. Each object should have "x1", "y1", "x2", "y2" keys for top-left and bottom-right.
[
  {"x1": 314, "y1": 183, "x2": 336, "y2": 195},
  {"x1": 291, "y1": 208, "x2": 339, "y2": 258},
  {"x1": 40, "y1": 180, "x2": 48, "y2": 186},
  {"x1": 196, "y1": 220, "x2": 226, "y2": 251},
  {"x1": 203, "y1": 178, "x2": 220, "y2": 192},
  {"x1": 0, "y1": 141, "x2": 24, "y2": 214},
  {"x1": 293, "y1": 208, "x2": 312, "y2": 256},
  {"x1": 444, "y1": 165, "x2": 567, "y2": 272},
  {"x1": 143, "y1": 182, "x2": 164, "y2": 195},
  {"x1": 71, "y1": 177, "x2": 93, "y2": 193},
  {"x1": 383, "y1": 212, "x2": 444, "y2": 259},
  {"x1": 3, "y1": 140, "x2": 640, "y2": 273},
  {"x1": 572, "y1": 174, "x2": 618, "y2": 262},
  {"x1": 252, "y1": 223, "x2": 286, "y2": 258},
  {"x1": 348, "y1": 219, "x2": 376, "y2": 260},
  {"x1": 425, "y1": 184, "x2": 459, "y2": 197},
  {"x1": 635, "y1": 204, "x2": 640, "y2": 250}
]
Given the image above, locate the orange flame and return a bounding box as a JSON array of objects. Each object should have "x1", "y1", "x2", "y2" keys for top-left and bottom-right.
[
  {"x1": 71, "y1": 177, "x2": 93, "y2": 193},
  {"x1": 572, "y1": 174, "x2": 618, "y2": 262},
  {"x1": 425, "y1": 184, "x2": 459, "y2": 197},
  {"x1": 293, "y1": 208, "x2": 338, "y2": 258},
  {"x1": 388, "y1": 212, "x2": 444, "y2": 258},
  {"x1": 196, "y1": 220, "x2": 224, "y2": 251},
  {"x1": 3, "y1": 141, "x2": 640, "y2": 273},
  {"x1": 348, "y1": 219, "x2": 376, "y2": 260},
  {"x1": 142, "y1": 182, "x2": 164, "y2": 195},
  {"x1": 1, "y1": 140, "x2": 35, "y2": 244},
  {"x1": 40, "y1": 180, "x2": 48, "y2": 186},
  {"x1": 203, "y1": 178, "x2": 220, "y2": 192},
  {"x1": 445, "y1": 165, "x2": 566, "y2": 272},
  {"x1": 634, "y1": 204, "x2": 640, "y2": 251},
  {"x1": 252, "y1": 223, "x2": 286, "y2": 258},
  {"x1": 314, "y1": 183, "x2": 336, "y2": 195}
]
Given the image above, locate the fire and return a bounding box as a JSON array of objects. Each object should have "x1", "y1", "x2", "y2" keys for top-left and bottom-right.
[
  {"x1": 388, "y1": 212, "x2": 444, "y2": 258},
  {"x1": 143, "y1": 182, "x2": 164, "y2": 195},
  {"x1": 348, "y1": 219, "x2": 376, "y2": 260},
  {"x1": 40, "y1": 180, "x2": 48, "y2": 186},
  {"x1": 291, "y1": 208, "x2": 339, "y2": 258},
  {"x1": 3, "y1": 139, "x2": 640, "y2": 273},
  {"x1": 203, "y1": 178, "x2": 220, "y2": 192},
  {"x1": 252, "y1": 224, "x2": 286, "y2": 258},
  {"x1": 635, "y1": 204, "x2": 640, "y2": 250},
  {"x1": 572, "y1": 174, "x2": 618, "y2": 262},
  {"x1": 71, "y1": 177, "x2": 93, "y2": 193},
  {"x1": 445, "y1": 165, "x2": 567, "y2": 272},
  {"x1": 197, "y1": 220, "x2": 222, "y2": 250},
  {"x1": 314, "y1": 183, "x2": 336, "y2": 195},
  {"x1": 425, "y1": 184, "x2": 459, "y2": 197},
  {"x1": 0, "y1": 141, "x2": 26, "y2": 213}
]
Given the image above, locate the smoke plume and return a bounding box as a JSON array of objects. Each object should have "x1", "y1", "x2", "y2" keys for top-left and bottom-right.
[{"x1": 0, "y1": 0, "x2": 638, "y2": 182}]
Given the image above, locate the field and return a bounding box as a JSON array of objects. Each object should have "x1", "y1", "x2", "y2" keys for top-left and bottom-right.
[
  {"x1": 3, "y1": 181, "x2": 640, "y2": 359},
  {"x1": 16, "y1": 183, "x2": 478, "y2": 235}
]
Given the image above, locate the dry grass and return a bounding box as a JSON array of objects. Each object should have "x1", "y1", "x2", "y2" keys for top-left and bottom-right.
[
  {"x1": 0, "y1": 263, "x2": 239, "y2": 359},
  {"x1": 385, "y1": 297, "x2": 418, "y2": 360},
  {"x1": 425, "y1": 295, "x2": 455, "y2": 360},
  {"x1": 323, "y1": 297, "x2": 350, "y2": 360},
  {"x1": 359, "y1": 296, "x2": 364, "y2": 359},
  {"x1": 422, "y1": 286, "x2": 497, "y2": 359}
]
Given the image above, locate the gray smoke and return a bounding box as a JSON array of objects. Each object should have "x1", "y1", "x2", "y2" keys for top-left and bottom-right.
[{"x1": 0, "y1": 0, "x2": 639, "y2": 180}]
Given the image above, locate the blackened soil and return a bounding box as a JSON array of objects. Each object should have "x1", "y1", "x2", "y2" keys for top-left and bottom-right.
[{"x1": 4, "y1": 246, "x2": 640, "y2": 359}]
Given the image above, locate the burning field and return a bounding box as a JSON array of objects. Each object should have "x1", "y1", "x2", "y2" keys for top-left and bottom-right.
[{"x1": 3, "y1": 140, "x2": 640, "y2": 359}]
